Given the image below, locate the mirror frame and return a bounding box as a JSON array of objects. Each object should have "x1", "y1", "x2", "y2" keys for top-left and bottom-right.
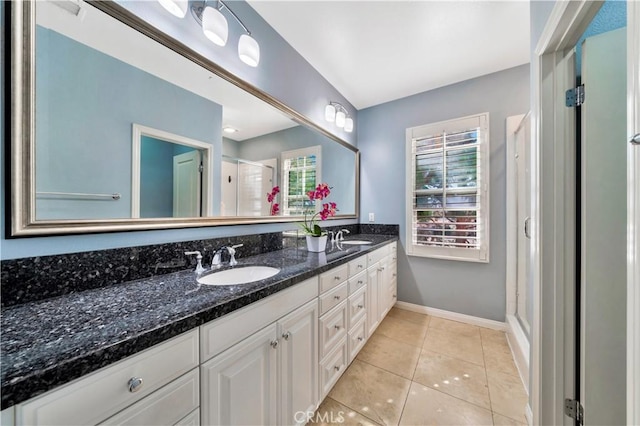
[{"x1": 9, "y1": 0, "x2": 360, "y2": 237}]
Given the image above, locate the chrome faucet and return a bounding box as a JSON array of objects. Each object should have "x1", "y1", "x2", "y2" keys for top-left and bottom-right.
[
  {"x1": 184, "y1": 251, "x2": 205, "y2": 274},
  {"x1": 327, "y1": 230, "x2": 336, "y2": 244},
  {"x1": 211, "y1": 244, "x2": 244, "y2": 268},
  {"x1": 336, "y1": 229, "x2": 350, "y2": 241}
]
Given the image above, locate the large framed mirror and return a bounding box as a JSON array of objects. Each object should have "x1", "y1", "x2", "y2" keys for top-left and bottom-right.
[{"x1": 9, "y1": 0, "x2": 359, "y2": 236}]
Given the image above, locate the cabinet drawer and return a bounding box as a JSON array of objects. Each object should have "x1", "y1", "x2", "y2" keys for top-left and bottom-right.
[
  {"x1": 367, "y1": 247, "x2": 388, "y2": 266},
  {"x1": 319, "y1": 302, "x2": 348, "y2": 359},
  {"x1": 319, "y1": 340, "x2": 348, "y2": 399},
  {"x1": 348, "y1": 286, "x2": 367, "y2": 329},
  {"x1": 319, "y1": 281, "x2": 348, "y2": 315},
  {"x1": 100, "y1": 369, "x2": 199, "y2": 426},
  {"x1": 319, "y1": 264, "x2": 349, "y2": 294},
  {"x1": 17, "y1": 330, "x2": 199, "y2": 426},
  {"x1": 348, "y1": 317, "x2": 367, "y2": 364},
  {"x1": 348, "y1": 270, "x2": 367, "y2": 295},
  {"x1": 347, "y1": 256, "x2": 367, "y2": 278}
]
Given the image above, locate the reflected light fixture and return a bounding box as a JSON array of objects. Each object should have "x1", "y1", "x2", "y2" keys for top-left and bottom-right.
[
  {"x1": 223, "y1": 126, "x2": 238, "y2": 134},
  {"x1": 325, "y1": 102, "x2": 354, "y2": 133},
  {"x1": 185, "y1": 0, "x2": 260, "y2": 67},
  {"x1": 158, "y1": 0, "x2": 188, "y2": 18}
]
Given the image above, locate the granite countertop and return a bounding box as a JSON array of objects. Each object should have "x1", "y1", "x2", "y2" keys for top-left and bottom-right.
[{"x1": 0, "y1": 234, "x2": 397, "y2": 408}]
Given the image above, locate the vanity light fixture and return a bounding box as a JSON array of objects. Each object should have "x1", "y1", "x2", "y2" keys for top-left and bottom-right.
[
  {"x1": 158, "y1": 0, "x2": 188, "y2": 18},
  {"x1": 189, "y1": 0, "x2": 260, "y2": 67},
  {"x1": 325, "y1": 102, "x2": 353, "y2": 133}
]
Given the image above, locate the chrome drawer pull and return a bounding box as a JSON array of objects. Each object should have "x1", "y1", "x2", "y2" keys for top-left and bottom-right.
[
  {"x1": 334, "y1": 276, "x2": 341, "y2": 280},
  {"x1": 357, "y1": 337, "x2": 364, "y2": 342},
  {"x1": 334, "y1": 295, "x2": 341, "y2": 300},
  {"x1": 282, "y1": 332, "x2": 291, "y2": 340},
  {"x1": 271, "y1": 340, "x2": 279, "y2": 349},
  {"x1": 358, "y1": 304, "x2": 364, "y2": 309},
  {"x1": 334, "y1": 325, "x2": 341, "y2": 330},
  {"x1": 334, "y1": 365, "x2": 341, "y2": 372},
  {"x1": 128, "y1": 377, "x2": 144, "y2": 393}
]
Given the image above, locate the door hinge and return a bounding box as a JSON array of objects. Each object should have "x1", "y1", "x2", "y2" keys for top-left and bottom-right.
[
  {"x1": 564, "y1": 398, "x2": 584, "y2": 424},
  {"x1": 198, "y1": 163, "x2": 204, "y2": 173},
  {"x1": 565, "y1": 85, "x2": 585, "y2": 107}
]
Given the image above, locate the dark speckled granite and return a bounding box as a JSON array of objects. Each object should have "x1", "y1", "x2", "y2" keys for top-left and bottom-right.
[
  {"x1": 0, "y1": 233, "x2": 397, "y2": 408},
  {"x1": 1, "y1": 232, "x2": 284, "y2": 308}
]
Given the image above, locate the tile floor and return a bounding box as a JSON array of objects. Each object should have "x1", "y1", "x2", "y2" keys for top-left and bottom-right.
[{"x1": 311, "y1": 308, "x2": 528, "y2": 425}]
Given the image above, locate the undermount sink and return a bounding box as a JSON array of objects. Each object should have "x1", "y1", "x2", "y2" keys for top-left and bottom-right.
[
  {"x1": 340, "y1": 240, "x2": 373, "y2": 245},
  {"x1": 197, "y1": 266, "x2": 280, "y2": 286}
]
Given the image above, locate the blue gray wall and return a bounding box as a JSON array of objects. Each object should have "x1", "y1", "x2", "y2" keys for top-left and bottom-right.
[
  {"x1": 358, "y1": 64, "x2": 530, "y2": 322},
  {"x1": 0, "y1": 1, "x2": 358, "y2": 260},
  {"x1": 34, "y1": 27, "x2": 220, "y2": 220}
]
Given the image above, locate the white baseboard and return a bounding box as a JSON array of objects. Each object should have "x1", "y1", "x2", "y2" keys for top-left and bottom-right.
[
  {"x1": 505, "y1": 314, "x2": 530, "y2": 392},
  {"x1": 394, "y1": 301, "x2": 507, "y2": 331}
]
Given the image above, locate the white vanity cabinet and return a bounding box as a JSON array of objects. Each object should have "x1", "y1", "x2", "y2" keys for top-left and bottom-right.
[
  {"x1": 367, "y1": 242, "x2": 398, "y2": 334},
  {"x1": 199, "y1": 277, "x2": 319, "y2": 426},
  {"x1": 14, "y1": 330, "x2": 199, "y2": 426}
]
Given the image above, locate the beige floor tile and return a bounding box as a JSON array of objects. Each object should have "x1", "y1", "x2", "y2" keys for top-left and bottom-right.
[
  {"x1": 480, "y1": 328, "x2": 511, "y2": 354},
  {"x1": 423, "y1": 327, "x2": 485, "y2": 366},
  {"x1": 484, "y1": 346, "x2": 520, "y2": 377},
  {"x1": 413, "y1": 350, "x2": 491, "y2": 409},
  {"x1": 429, "y1": 317, "x2": 480, "y2": 338},
  {"x1": 487, "y1": 370, "x2": 528, "y2": 424},
  {"x1": 399, "y1": 382, "x2": 493, "y2": 426},
  {"x1": 328, "y1": 359, "x2": 411, "y2": 426},
  {"x1": 309, "y1": 397, "x2": 381, "y2": 426},
  {"x1": 374, "y1": 316, "x2": 428, "y2": 347},
  {"x1": 492, "y1": 412, "x2": 527, "y2": 425},
  {"x1": 356, "y1": 333, "x2": 421, "y2": 379},
  {"x1": 386, "y1": 308, "x2": 431, "y2": 326}
]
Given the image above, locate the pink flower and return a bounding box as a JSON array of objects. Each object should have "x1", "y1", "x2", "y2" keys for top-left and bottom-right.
[
  {"x1": 267, "y1": 186, "x2": 280, "y2": 216},
  {"x1": 271, "y1": 203, "x2": 280, "y2": 216}
]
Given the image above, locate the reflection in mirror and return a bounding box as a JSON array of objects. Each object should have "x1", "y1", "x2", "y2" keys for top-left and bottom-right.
[{"x1": 14, "y1": 0, "x2": 358, "y2": 235}]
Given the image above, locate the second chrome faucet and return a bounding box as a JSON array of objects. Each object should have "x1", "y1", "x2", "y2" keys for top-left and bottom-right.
[{"x1": 211, "y1": 244, "x2": 244, "y2": 268}]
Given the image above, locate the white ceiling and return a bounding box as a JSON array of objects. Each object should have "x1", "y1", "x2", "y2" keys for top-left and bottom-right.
[{"x1": 248, "y1": 1, "x2": 531, "y2": 110}]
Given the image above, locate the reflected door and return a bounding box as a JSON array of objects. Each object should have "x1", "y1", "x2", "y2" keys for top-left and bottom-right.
[
  {"x1": 173, "y1": 150, "x2": 201, "y2": 217},
  {"x1": 514, "y1": 114, "x2": 531, "y2": 334}
]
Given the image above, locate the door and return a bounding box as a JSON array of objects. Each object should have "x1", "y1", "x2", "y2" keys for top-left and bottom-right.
[
  {"x1": 221, "y1": 160, "x2": 238, "y2": 216},
  {"x1": 514, "y1": 115, "x2": 531, "y2": 334},
  {"x1": 580, "y1": 27, "x2": 627, "y2": 425},
  {"x1": 278, "y1": 300, "x2": 319, "y2": 426},
  {"x1": 200, "y1": 324, "x2": 278, "y2": 426},
  {"x1": 172, "y1": 150, "x2": 201, "y2": 217}
]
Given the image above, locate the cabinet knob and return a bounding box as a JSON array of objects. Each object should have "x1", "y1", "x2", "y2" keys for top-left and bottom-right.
[
  {"x1": 358, "y1": 264, "x2": 363, "y2": 269},
  {"x1": 334, "y1": 295, "x2": 341, "y2": 300},
  {"x1": 393, "y1": 294, "x2": 397, "y2": 298},
  {"x1": 358, "y1": 304, "x2": 364, "y2": 309},
  {"x1": 358, "y1": 280, "x2": 363, "y2": 284},
  {"x1": 334, "y1": 276, "x2": 341, "y2": 280},
  {"x1": 357, "y1": 336, "x2": 364, "y2": 342},
  {"x1": 393, "y1": 273, "x2": 397, "y2": 277},
  {"x1": 270, "y1": 340, "x2": 279, "y2": 349},
  {"x1": 334, "y1": 365, "x2": 341, "y2": 372},
  {"x1": 282, "y1": 332, "x2": 291, "y2": 340},
  {"x1": 334, "y1": 325, "x2": 341, "y2": 330},
  {"x1": 128, "y1": 377, "x2": 144, "y2": 393}
]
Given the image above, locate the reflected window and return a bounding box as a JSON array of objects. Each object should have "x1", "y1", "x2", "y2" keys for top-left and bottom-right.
[{"x1": 281, "y1": 146, "x2": 321, "y2": 216}]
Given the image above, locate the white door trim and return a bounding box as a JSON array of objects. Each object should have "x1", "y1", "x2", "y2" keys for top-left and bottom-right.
[
  {"x1": 531, "y1": 2, "x2": 602, "y2": 425},
  {"x1": 627, "y1": 2, "x2": 640, "y2": 424},
  {"x1": 532, "y1": 1, "x2": 640, "y2": 424},
  {"x1": 131, "y1": 124, "x2": 213, "y2": 218}
]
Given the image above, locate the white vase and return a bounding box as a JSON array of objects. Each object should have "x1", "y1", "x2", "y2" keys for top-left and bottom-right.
[{"x1": 306, "y1": 235, "x2": 328, "y2": 252}]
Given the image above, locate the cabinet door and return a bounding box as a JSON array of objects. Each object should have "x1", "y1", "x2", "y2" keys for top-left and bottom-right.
[
  {"x1": 367, "y1": 264, "x2": 379, "y2": 336},
  {"x1": 201, "y1": 324, "x2": 278, "y2": 426},
  {"x1": 278, "y1": 300, "x2": 319, "y2": 426}
]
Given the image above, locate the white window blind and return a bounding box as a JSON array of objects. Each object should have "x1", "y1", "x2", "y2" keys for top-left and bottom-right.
[
  {"x1": 406, "y1": 113, "x2": 490, "y2": 262},
  {"x1": 281, "y1": 146, "x2": 321, "y2": 216}
]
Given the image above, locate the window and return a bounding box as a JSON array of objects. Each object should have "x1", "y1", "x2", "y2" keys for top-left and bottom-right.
[
  {"x1": 281, "y1": 146, "x2": 321, "y2": 216},
  {"x1": 406, "y1": 113, "x2": 489, "y2": 262}
]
